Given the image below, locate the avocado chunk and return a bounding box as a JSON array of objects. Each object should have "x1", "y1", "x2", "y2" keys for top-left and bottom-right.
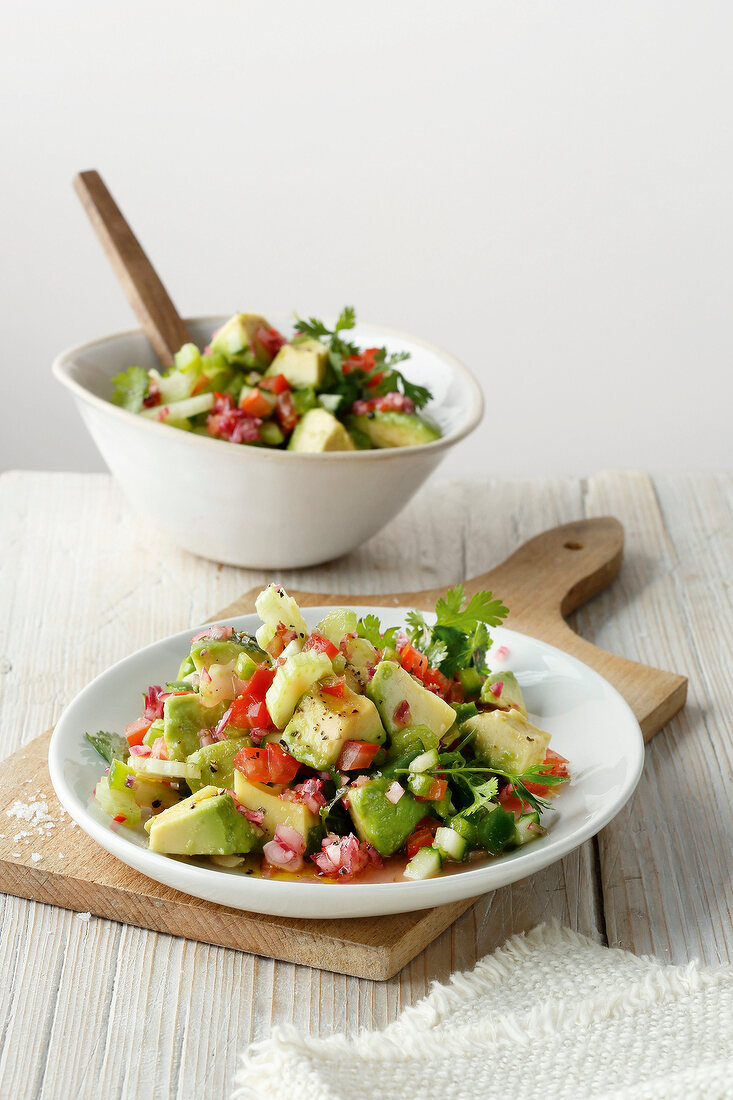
[
  {"x1": 340, "y1": 635, "x2": 380, "y2": 693},
  {"x1": 211, "y1": 313, "x2": 269, "y2": 361},
  {"x1": 346, "y1": 775, "x2": 428, "y2": 856},
  {"x1": 233, "y1": 772, "x2": 320, "y2": 844},
  {"x1": 282, "y1": 684, "x2": 386, "y2": 769},
  {"x1": 367, "y1": 662, "x2": 456, "y2": 741},
  {"x1": 163, "y1": 694, "x2": 227, "y2": 761},
  {"x1": 345, "y1": 411, "x2": 440, "y2": 448},
  {"x1": 186, "y1": 737, "x2": 250, "y2": 793},
  {"x1": 480, "y1": 671, "x2": 528, "y2": 717},
  {"x1": 145, "y1": 786, "x2": 263, "y2": 855},
  {"x1": 288, "y1": 408, "x2": 356, "y2": 453},
  {"x1": 462, "y1": 710, "x2": 551, "y2": 774},
  {"x1": 266, "y1": 338, "x2": 328, "y2": 388}
]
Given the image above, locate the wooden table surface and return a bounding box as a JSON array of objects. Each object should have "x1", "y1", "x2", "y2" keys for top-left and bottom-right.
[{"x1": 0, "y1": 470, "x2": 730, "y2": 1098}]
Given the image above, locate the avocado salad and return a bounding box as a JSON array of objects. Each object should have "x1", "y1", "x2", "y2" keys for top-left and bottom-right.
[
  {"x1": 87, "y1": 585, "x2": 569, "y2": 883},
  {"x1": 111, "y1": 307, "x2": 441, "y2": 453}
]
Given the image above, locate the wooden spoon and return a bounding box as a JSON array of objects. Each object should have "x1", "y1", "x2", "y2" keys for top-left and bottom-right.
[{"x1": 73, "y1": 170, "x2": 191, "y2": 368}]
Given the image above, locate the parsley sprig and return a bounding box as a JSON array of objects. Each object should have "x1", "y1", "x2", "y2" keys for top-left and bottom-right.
[
  {"x1": 405, "y1": 584, "x2": 509, "y2": 677},
  {"x1": 294, "y1": 306, "x2": 433, "y2": 412}
]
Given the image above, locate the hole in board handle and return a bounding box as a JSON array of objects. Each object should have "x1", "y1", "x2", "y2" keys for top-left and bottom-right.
[{"x1": 564, "y1": 541, "x2": 584, "y2": 551}]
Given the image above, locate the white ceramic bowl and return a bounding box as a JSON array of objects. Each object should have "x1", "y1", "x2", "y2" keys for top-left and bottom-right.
[
  {"x1": 52, "y1": 316, "x2": 483, "y2": 567},
  {"x1": 48, "y1": 607, "x2": 644, "y2": 921}
]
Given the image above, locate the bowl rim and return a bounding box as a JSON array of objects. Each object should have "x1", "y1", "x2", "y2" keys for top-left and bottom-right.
[{"x1": 52, "y1": 314, "x2": 484, "y2": 463}]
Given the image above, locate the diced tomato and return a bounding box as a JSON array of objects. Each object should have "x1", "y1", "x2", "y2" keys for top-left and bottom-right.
[
  {"x1": 447, "y1": 681, "x2": 465, "y2": 705},
  {"x1": 233, "y1": 746, "x2": 270, "y2": 783},
  {"x1": 416, "y1": 777, "x2": 448, "y2": 802},
  {"x1": 124, "y1": 717, "x2": 152, "y2": 747},
  {"x1": 233, "y1": 743, "x2": 300, "y2": 784},
  {"x1": 337, "y1": 740, "x2": 381, "y2": 771},
  {"x1": 400, "y1": 643, "x2": 428, "y2": 682},
  {"x1": 151, "y1": 737, "x2": 169, "y2": 760},
  {"x1": 275, "y1": 391, "x2": 299, "y2": 434},
  {"x1": 320, "y1": 676, "x2": 346, "y2": 698},
  {"x1": 423, "y1": 667, "x2": 451, "y2": 698},
  {"x1": 253, "y1": 326, "x2": 286, "y2": 363},
  {"x1": 366, "y1": 370, "x2": 386, "y2": 389},
  {"x1": 229, "y1": 695, "x2": 272, "y2": 730},
  {"x1": 239, "y1": 388, "x2": 273, "y2": 418},
  {"x1": 266, "y1": 742, "x2": 301, "y2": 784},
  {"x1": 498, "y1": 784, "x2": 531, "y2": 818},
  {"x1": 258, "y1": 373, "x2": 291, "y2": 395},
  {"x1": 303, "y1": 632, "x2": 339, "y2": 660},
  {"x1": 341, "y1": 347, "x2": 379, "y2": 374},
  {"x1": 266, "y1": 634, "x2": 284, "y2": 658},
  {"x1": 243, "y1": 665, "x2": 277, "y2": 697},
  {"x1": 405, "y1": 816, "x2": 439, "y2": 859},
  {"x1": 190, "y1": 373, "x2": 211, "y2": 396},
  {"x1": 522, "y1": 749, "x2": 570, "y2": 797}
]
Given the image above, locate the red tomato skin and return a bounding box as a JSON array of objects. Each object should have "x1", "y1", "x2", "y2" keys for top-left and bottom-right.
[
  {"x1": 265, "y1": 742, "x2": 300, "y2": 784},
  {"x1": 336, "y1": 740, "x2": 381, "y2": 770},
  {"x1": 233, "y1": 747, "x2": 270, "y2": 783},
  {"x1": 276, "y1": 391, "x2": 299, "y2": 434},
  {"x1": 416, "y1": 777, "x2": 448, "y2": 802},
  {"x1": 303, "y1": 633, "x2": 339, "y2": 660},
  {"x1": 259, "y1": 373, "x2": 290, "y2": 394},
  {"x1": 405, "y1": 817, "x2": 439, "y2": 859},
  {"x1": 125, "y1": 718, "x2": 152, "y2": 747}
]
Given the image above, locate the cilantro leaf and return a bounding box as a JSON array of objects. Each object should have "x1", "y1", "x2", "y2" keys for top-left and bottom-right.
[
  {"x1": 111, "y1": 366, "x2": 150, "y2": 413},
  {"x1": 435, "y1": 585, "x2": 509, "y2": 632},
  {"x1": 335, "y1": 305, "x2": 356, "y2": 331},
  {"x1": 451, "y1": 776, "x2": 499, "y2": 821},
  {"x1": 405, "y1": 609, "x2": 429, "y2": 648},
  {"x1": 357, "y1": 614, "x2": 398, "y2": 650}
]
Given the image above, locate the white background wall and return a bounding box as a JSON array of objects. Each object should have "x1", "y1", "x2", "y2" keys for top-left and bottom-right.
[{"x1": 2, "y1": 1, "x2": 731, "y2": 478}]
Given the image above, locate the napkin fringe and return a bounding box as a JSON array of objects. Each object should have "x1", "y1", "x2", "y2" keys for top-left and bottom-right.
[{"x1": 233, "y1": 924, "x2": 731, "y2": 1100}]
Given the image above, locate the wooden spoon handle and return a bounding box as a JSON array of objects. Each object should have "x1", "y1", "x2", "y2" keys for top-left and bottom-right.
[{"x1": 73, "y1": 170, "x2": 191, "y2": 368}]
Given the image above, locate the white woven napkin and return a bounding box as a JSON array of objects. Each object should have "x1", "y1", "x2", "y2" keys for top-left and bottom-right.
[{"x1": 234, "y1": 923, "x2": 733, "y2": 1100}]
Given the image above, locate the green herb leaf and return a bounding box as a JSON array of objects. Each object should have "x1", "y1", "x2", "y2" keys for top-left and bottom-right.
[
  {"x1": 435, "y1": 585, "x2": 509, "y2": 633},
  {"x1": 111, "y1": 366, "x2": 150, "y2": 413},
  {"x1": 85, "y1": 730, "x2": 130, "y2": 765},
  {"x1": 357, "y1": 614, "x2": 398, "y2": 650}
]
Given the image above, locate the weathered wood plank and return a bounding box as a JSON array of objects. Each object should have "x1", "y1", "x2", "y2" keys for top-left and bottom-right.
[
  {"x1": 578, "y1": 471, "x2": 732, "y2": 965},
  {"x1": 0, "y1": 469, "x2": 710, "y2": 1097}
]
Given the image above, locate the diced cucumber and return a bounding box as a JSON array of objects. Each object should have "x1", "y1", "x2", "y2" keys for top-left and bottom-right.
[
  {"x1": 94, "y1": 776, "x2": 140, "y2": 827},
  {"x1": 446, "y1": 815, "x2": 478, "y2": 846},
  {"x1": 108, "y1": 759, "x2": 179, "y2": 810},
  {"x1": 407, "y1": 772, "x2": 434, "y2": 798},
  {"x1": 476, "y1": 804, "x2": 515, "y2": 855},
  {"x1": 434, "y1": 826, "x2": 468, "y2": 862},
  {"x1": 265, "y1": 651, "x2": 334, "y2": 729},
  {"x1": 387, "y1": 724, "x2": 441, "y2": 757},
  {"x1": 457, "y1": 668, "x2": 483, "y2": 696},
  {"x1": 143, "y1": 718, "x2": 164, "y2": 747},
  {"x1": 316, "y1": 608, "x2": 358, "y2": 647},
  {"x1": 408, "y1": 748, "x2": 440, "y2": 774},
  {"x1": 258, "y1": 422, "x2": 285, "y2": 446},
  {"x1": 255, "y1": 584, "x2": 308, "y2": 639},
  {"x1": 130, "y1": 758, "x2": 201, "y2": 781},
  {"x1": 404, "y1": 845, "x2": 442, "y2": 880},
  {"x1": 511, "y1": 812, "x2": 545, "y2": 848},
  {"x1": 139, "y1": 393, "x2": 215, "y2": 421}
]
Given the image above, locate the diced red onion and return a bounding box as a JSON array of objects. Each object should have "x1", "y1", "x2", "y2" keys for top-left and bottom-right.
[
  {"x1": 490, "y1": 681, "x2": 504, "y2": 698},
  {"x1": 198, "y1": 730, "x2": 215, "y2": 747},
  {"x1": 495, "y1": 645, "x2": 509, "y2": 660},
  {"x1": 129, "y1": 744, "x2": 151, "y2": 757},
  {"x1": 351, "y1": 774, "x2": 370, "y2": 788},
  {"x1": 190, "y1": 624, "x2": 234, "y2": 643},
  {"x1": 385, "y1": 781, "x2": 404, "y2": 804},
  {"x1": 274, "y1": 824, "x2": 306, "y2": 856}
]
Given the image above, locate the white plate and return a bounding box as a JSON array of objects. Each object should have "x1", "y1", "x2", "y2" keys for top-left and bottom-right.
[{"x1": 49, "y1": 608, "x2": 644, "y2": 919}]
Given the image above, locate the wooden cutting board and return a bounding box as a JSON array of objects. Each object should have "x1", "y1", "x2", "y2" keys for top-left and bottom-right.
[{"x1": 0, "y1": 517, "x2": 686, "y2": 980}]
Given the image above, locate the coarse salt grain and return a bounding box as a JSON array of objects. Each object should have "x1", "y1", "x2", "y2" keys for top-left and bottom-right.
[
  {"x1": 58, "y1": 853, "x2": 64, "y2": 859},
  {"x1": 31, "y1": 853, "x2": 41, "y2": 862},
  {"x1": 75, "y1": 912, "x2": 91, "y2": 923},
  {"x1": 6, "y1": 800, "x2": 54, "y2": 828}
]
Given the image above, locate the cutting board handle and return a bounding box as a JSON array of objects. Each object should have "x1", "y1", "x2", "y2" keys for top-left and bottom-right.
[{"x1": 227, "y1": 517, "x2": 687, "y2": 743}]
